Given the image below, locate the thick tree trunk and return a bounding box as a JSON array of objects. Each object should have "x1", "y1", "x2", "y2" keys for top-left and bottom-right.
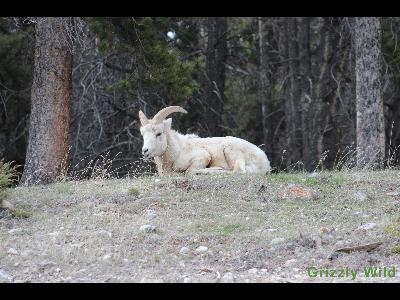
[
  {"x1": 20, "y1": 18, "x2": 73, "y2": 186},
  {"x1": 284, "y1": 17, "x2": 302, "y2": 169},
  {"x1": 354, "y1": 17, "x2": 385, "y2": 168},
  {"x1": 202, "y1": 17, "x2": 227, "y2": 137},
  {"x1": 298, "y1": 17, "x2": 312, "y2": 170},
  {"x1": 258, "y1": 17, "x2": 272, "y2": 157},
  {"x1": 311, "y1": 19, "x2": 332, "y2": 170}
]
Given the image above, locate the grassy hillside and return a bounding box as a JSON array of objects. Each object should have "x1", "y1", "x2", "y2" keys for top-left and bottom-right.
[{"x1": 1, "y1": 170, "x2": 400, "y2": 282}]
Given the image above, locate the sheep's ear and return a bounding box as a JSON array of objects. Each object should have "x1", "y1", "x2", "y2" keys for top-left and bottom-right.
[
  {"x1": 139, "y1": 110, "x2": 149, "y2": 126},
  {"x1": 163, "y1": 118, "x2": 172, "y2": 131}
]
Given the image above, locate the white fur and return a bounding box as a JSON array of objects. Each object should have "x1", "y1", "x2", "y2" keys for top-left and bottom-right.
[{"x1": 139, "y1": 108, "x2": 271, "y2": 175}]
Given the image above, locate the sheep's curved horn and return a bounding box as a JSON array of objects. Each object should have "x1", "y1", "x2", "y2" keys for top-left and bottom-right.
[
  {"x1": 139, "y1": 110, "x2": 149, "y2": 126},
  {"x1": 152, "y1": 106, "x2": 188, "y2": 123}
]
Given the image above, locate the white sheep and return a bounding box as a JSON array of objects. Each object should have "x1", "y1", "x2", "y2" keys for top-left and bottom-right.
[{"x1": 139, "y1": 106, "x2": 271, "y2": 175}]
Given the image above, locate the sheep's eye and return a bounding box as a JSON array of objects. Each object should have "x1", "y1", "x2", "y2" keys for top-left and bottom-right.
[{"x1": 156, "y1": 132, "x2": 162, "y2": 137}]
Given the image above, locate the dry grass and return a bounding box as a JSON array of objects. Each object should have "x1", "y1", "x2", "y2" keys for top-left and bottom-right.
[{"x1": 1, "y1": 170, "x2": 400, "y2": 282}]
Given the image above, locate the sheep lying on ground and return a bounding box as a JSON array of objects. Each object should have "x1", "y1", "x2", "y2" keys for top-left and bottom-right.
[{"x1": 139, "y1": 106, "x2": 271, "y2": 175}]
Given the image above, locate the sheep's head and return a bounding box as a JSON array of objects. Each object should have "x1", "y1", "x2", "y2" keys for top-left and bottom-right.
[{"x1": 138, "y1": 106, "x2": 187, "y2": 159}]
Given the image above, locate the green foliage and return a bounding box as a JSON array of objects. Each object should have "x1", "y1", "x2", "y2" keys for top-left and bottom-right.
[
  {"x1": 10, "y1": 208, "x2": 30, "y2": 218},
  {"x1": 127, "y1": 187, "x2": 140, "y2": 197},
  {"x1": 0, "y1": 160, "x2": 18, "y2": 190},
  {"x1": 85, "y1": 17, "x2": 199, "y2": 102},
  {"x1": 0, "y1": 160, "x2": 18, "y2": 208},
  {"x1": 383, "y1": 223, "x2": 400, "y2": 237}
]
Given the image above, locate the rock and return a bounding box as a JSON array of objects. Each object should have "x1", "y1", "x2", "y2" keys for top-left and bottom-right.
[
  {"x1": 220, "y1": 272, "x2": 235, "y2": 283},
  {"x1": 357, "y1": 223, "x2": 377, "y2": 231},
  {"x1": 386, "y1": 191, "x2": 400, "y2": 196},
  {"x1": 8, "y1": 228, "x2": 22, "y2": 234},
  {"x1": 140, "y1": 224, "x2": 156, "y2": 233},
  {"x1": 0, "y1": 269, "x2": 12, "y2": 282},
  {"x1": 284, "y1": 259, "x2": 297, "y2": 267},
  {"x1": 335, "y1": 240, "x2": 345, "y2": 247},
  {"x1": 179, "y1": 246, "x2": 190, "y2": 255},
  {"x1": 247, "y1": 268, "x2": 258, "y2": 274},
  {"x1": 270, "y1": 237, "x2": 285, "y2": 245},
  {"x1": 102, "y1": 254, "x2": 112, "y2": 260},
  {"x1": 145, "y1": 210, "x2": 157, "y2": 219},
  {"x1": 321, "y1": 234, "x2": 335, "y2": 245},
  {"x1": 7, "y1": 248, "x2": 18, "y2": 255},
  {"x1": 353, "y1": 191, "x2": 368, "y2": 201},
  {"x1": 320, "y1": 227, "x2": 335, "y2": 234},
  {"x1": 195, "y1": 246, "x2": 208, "y2": 253},
  {"x1": 1, "y1": 200, "x2": 14, "y2": 210},
  {"x1": 309, "y1": 172, "x2": 321, "y2": 179},
  {"x1": 183, "y1": 277, "x2": 191, "y2": 283},
  {"x1": 277, "y1": 185, "x2": 319, "y2": 200}
]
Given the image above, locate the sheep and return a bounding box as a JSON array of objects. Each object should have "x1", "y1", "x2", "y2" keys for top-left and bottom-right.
[{"x1": 138, "y1": 106, "x2": 271, "y2": 175}]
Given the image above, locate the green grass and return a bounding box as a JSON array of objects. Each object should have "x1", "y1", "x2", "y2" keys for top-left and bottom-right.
[
  {"x1": 391, "y1": 244, "x2": 400, "y2": 254},
  {"x1": 127, "y1": 187, "x2": 140, "y2": 197},
  {"x1": 1, "y1": 169, "x2": 400, "y2": 282}
]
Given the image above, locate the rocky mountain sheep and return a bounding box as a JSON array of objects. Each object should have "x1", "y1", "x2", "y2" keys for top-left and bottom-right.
[{"x1": 139, "y1": 106, "x2": 271, "y2": 175}]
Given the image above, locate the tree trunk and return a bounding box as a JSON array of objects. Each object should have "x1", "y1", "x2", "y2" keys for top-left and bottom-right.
[
  {"x1": 284, "y1": 17, "x2": 302, "y2": 169},
  {"x1": 202, "y1": 17, "x2": 227, "y2": 137},
  {"x1": 20, "y1": 18, "x2": 73, "y2": 186},
  {"x1": 298, "y1": 17, "x2": 312, "y2": 170},
  {"x1": 354, "y1": 17, "x2": 385, "y2": 168},
  {"x1": 258, "y1": 17, "x2": 272, "y2": 157}
]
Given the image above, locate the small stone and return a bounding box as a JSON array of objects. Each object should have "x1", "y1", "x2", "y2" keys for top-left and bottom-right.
[
  {"x1": 284, "y1": 259, "x2": 297, "y2": 267},
  {"x1": 183, "y1": 277, "x2": 191, "y2": 283},
  {"x1": 353, "y1": 191, "x2": 368, "y2": 201},
  {"x1": 386, "y1": 191, "x2": 400, "y2": 196},
  {"x1": 0, "y1": 269, "x2": 12, "y2": 282},
  {"x1": 335, "y1": 240, "x2": 345, "y2": 247},
  {"x1": 55, "y1": 268, "x2": 61, "y2": 273},
  {"x1": 145, "y1": 210, "x2": 157, "y2": 219},
  {"x1": 321, "y1": 234, "x2": 335, "y2": 245},
  {"x1": 195, "y1": 246, "x2": 208, "y2": 253},
  {"x1": 248, "y1": 268, "x2": 258, "y2": 274},
  {"x1": 220, "y1": 272, "x2": 234, "y2": 283},
  {"x1": 357, "y1": 222, "x2": 377, "y2": 231},
  {"x1": 7, "y1": 248, "x2": 18, "y2": 255},
  {"x1": 309, "y1": 172, "x2": 321, "y2": 179},
  {"x1": 102, "y1": 254, "x2": 112, "y2": 260},
  {"x1": 179, "y1": 246, "x2": 190, "y2": 255},
  {"x1": 140, "y1": 224, "x2": 156, "y2": 233},
  {"x1": 8, "y1": 228, "x2": 22, "y2": 234},
  {"x1": 270, "y1": 237, "x2": 285, "y2": 245}
]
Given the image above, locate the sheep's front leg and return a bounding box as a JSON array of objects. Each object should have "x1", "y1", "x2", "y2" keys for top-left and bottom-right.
[{"x1": 185, "y1": 151, "x2": 212, "y2": 175}]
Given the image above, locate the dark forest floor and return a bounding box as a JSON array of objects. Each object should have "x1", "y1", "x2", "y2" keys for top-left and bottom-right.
[{"x1": 1, "y1": 170, "x2": 400, "y2": 282}]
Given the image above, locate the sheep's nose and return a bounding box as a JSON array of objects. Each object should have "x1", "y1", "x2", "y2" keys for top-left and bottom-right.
[{"x1": 142, "y1": 148, "x2": 149, "y2": 155}]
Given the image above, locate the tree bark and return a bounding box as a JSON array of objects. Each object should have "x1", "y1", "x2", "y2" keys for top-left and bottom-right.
[
  {"x1": 20, "y1": 18, "x2": 73, "y2": 186},
  {"x1": 298, "y1": 17, "x2": 312, "y2": 170},
  {"x1": 354, "y1": 17, "x2": 385, "y2": 168},
  {"x1": 284, "y1": 17, "x2": 302, "y2": 169},
  {"x1": 258, "y1": 17, "x2": 272, "y2": 157},
  {"x1": 202, "y1": 17, "x2": 227, "y2": 137}
]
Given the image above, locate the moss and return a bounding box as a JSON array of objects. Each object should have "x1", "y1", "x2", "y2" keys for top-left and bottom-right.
[
  {"x1": 127, "y1": 187, "x2": 140, "y2": 197},
  {"x1": 391, "y1": 244, "x2": 400, "y2": 254},
  {"x1": 10, "y1": 208, "x2": 31, "y2": 218},
  {"x1": 383, "y1": 224, "x2": 400, "y2": 237}
]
